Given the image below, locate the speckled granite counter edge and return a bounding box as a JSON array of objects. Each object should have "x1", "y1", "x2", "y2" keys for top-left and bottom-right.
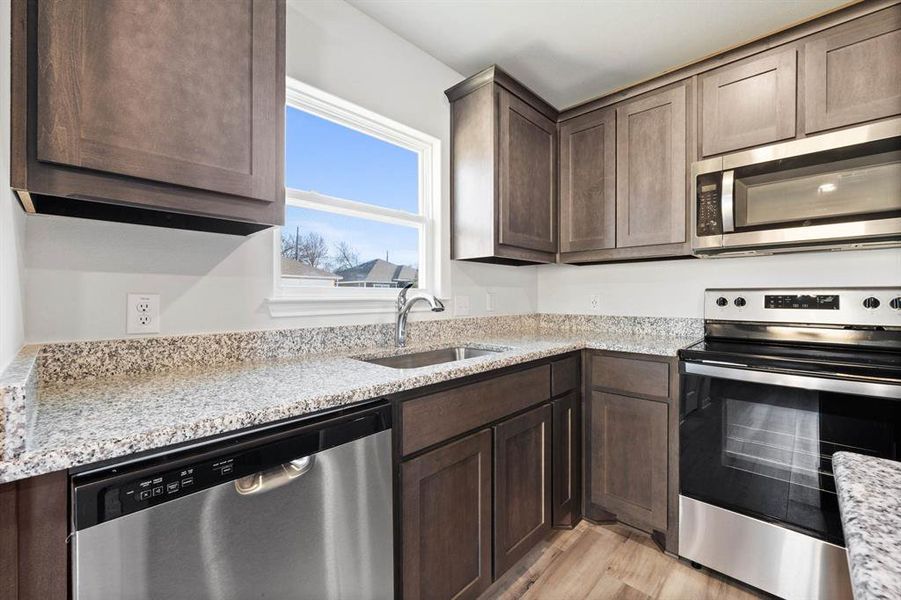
[
  {"x1": 0, "y1": 313, "x2": 701, "y2": 483},
  {"x1": 0, "y1": 345, "x2": 40, "y2": 461},
  {"x1": 833, "y1": 452, "x2": 901, "y2": 600}
]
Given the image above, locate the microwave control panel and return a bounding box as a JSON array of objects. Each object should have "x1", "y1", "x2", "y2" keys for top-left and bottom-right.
[{"x1": 696, "y1": 173, "x2": 722, "y2": 236}]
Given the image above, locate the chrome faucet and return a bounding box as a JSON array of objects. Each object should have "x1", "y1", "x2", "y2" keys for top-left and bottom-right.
[{"x1": 395, "y1": 284, "x2": 444, "y2": 347}]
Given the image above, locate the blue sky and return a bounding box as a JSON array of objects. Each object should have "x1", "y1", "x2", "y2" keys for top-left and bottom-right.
[{"x1": 284, "y1": 106, "x2": 420, "y2": 268}]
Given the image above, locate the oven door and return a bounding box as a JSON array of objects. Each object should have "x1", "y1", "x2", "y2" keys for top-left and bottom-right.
[{"x1": 680, "y1": 361, "x2": 901, "y2": 545}]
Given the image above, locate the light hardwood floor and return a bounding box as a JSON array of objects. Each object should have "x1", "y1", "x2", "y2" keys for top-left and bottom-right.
[{"x1": 481, "y1": 520, "x2": 769, "y2": 600}]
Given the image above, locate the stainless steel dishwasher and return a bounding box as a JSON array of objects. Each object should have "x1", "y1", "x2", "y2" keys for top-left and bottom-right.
[{"x1": 71, "y1": 403, "x2": 394, "y2": 600}]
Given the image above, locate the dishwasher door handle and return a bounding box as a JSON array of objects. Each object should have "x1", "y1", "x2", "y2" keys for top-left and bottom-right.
[{"x1": 235, "y1": 455, "x2": 315, "y2": 495}]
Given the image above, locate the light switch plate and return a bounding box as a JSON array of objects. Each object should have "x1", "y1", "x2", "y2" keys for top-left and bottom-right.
[
  {"x1": 590, "y1": 294, "x2": 601, "y2": 311},
  {"x1": 127, "y1": 293, "x2": 160, "y2": 334}
]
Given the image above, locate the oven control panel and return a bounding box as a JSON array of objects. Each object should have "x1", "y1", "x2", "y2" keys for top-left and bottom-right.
[
  {"x1": 764, "y1": 294, "x2": 840, "y2": 310},
  {"x1": 705, "y1": 288, "x2": 901, "y2": 326}
]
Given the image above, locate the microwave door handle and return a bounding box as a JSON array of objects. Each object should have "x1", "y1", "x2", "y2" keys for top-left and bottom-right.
[
  {"x1": 683, "y1": 362, "x2": 901, "y2": 399},
  {"x1": 721, "y1": 170, "x2": 735, "y2": 233}
]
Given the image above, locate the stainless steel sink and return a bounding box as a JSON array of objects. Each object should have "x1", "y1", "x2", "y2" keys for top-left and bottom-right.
[{"x1": 360, "y1": 346, "x2": 502, "y2": 369}]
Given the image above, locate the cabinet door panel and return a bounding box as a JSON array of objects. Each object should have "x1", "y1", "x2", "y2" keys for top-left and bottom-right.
[
  {"x1": 587, "y1": 391, "x2": 668, "y2": 531},
  {"x1": 559, "y1": 109, "x2": 616, "y2": 252},
  {"x1": 616, "y1": 85, "x2": 687, "y2": 248},
  {"x1": 36, "y1": 0, "x2": 279, "y2": 202},
  {"x1": 805, "y1": 7, "x2": 901, "y2": 133},
  {"x1": 498, "y1": 88, "x2": 557, "y2": 253},
  {"x1": 701, "y1": 48, "x2": 797, "y2": 156},
  {"x1": 402, "y1": 430, "x2": 493, "y2": 600},
  {"x1": 494, "y1": 404, "x2": 552, "y2": 576},
  {"x1": 552, "y1": 391, "x2": 582, "y2": 528}
]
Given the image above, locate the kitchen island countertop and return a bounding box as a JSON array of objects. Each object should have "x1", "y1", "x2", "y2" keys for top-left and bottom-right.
[{"x1": 833, "y1": 452, "x2": 901, "y2": 600}]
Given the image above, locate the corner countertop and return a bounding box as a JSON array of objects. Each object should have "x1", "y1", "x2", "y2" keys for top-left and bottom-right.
[
  {"x1": 0, "y1": 330, "x2": 697, "y2": 484},
  {"x1": 833, "y1": 452, "x2": 901, "y2": 600}
]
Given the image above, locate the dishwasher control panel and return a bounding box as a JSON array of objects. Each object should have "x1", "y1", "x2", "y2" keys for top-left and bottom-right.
[{"x1": 103, "y1": 456, "x2": 238, "y2": 520}]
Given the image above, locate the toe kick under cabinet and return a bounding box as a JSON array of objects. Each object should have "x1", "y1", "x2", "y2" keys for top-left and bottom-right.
[
  {"x1": 397, "y1": 355, "x2": 581, "y2": 600},
  {"x1": 583, "y1": 351, "x2": 680, "y2": 555}
]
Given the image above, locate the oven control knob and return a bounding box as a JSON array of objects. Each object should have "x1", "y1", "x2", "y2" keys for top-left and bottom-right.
[
  {"x1": 716, "y1": 297, "x2": 728, "y2": 307},
  {"x1": 890, "y1": 297, "x2": 901, "y2": 310},
  {"x1": 734, "y1": 297, "x2": 747, "y2": 308},
  {"x1": 863, "y1": 297, "x2": 880, "y2": 310}
]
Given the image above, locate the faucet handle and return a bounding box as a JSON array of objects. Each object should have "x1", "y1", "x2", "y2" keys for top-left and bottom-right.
[{"x1": 397, "y1": 282, "x2": 415, "y2": 310}]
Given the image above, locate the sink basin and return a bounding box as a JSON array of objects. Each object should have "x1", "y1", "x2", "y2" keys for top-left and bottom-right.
[{"x1": 360, "y1": 346, "x2": 502, "y2": 369}]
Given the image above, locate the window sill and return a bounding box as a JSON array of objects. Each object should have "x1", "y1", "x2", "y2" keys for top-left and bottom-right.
[{"x1": 266, "y1": 289, "x2": 442, "y2": 318}]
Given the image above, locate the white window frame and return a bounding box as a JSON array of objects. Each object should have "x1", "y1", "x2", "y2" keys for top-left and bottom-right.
[{"x1": 267, "y1": 77, "x2": 443, "y2": 317}]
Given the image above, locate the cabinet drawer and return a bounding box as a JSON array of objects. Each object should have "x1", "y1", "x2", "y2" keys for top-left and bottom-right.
[
  {"x1": 551, "y1": 356, "x2": 580, "y2": 397},
  {"x1": 401, "y1": 365, "x2": 551, "y2": 456},
  {"x1": 591, "y1": 354, "x2": 670, "y2": 399}
]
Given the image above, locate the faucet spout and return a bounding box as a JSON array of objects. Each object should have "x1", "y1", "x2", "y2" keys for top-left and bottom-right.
[{"x1": 395, "y1": 285, "x2": 445, "y2": 347}]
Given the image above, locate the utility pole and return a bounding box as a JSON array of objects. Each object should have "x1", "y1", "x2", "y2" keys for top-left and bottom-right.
[{"x1": 294, "y1": 225, "x2": 300, "y2": 261}]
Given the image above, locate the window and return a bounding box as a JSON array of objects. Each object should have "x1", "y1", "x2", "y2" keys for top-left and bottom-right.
[{"x1": 275, "y1": 78, "x2": 440, "y2": 312}]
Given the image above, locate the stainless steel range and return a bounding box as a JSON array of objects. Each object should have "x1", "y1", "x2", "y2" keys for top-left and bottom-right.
[{"x1": 678, "y1": 287, "x2": 901, "y2": 600}]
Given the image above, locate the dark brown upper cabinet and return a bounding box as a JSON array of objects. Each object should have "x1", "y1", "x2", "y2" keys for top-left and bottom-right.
[
  {"x1": 700, "y1": 48, "x2": 797, "y2": 156},
  {"x1": 804, "y1": 5, "x2": 901, "y2": 134},
  {"x1": 615, "y1": 83, "x2": 689, "y2": 251},
  {"x1": 493, "y1": 403, "x2": 552, "y2": 576},
  {"x1": 401, "y1": 429, "x2": 493, "y2": 600},
  {"x1": 10, "y1": 0, "x2": 285, "y2": 235},
  {"x1": 446, "y1": 66, "x2": 558, "y2": 264},
  {"x1": 559, "y1": 108, "x2": 616, "y2": 253}
]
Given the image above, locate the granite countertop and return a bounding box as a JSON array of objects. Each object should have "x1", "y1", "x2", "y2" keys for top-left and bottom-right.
[
  {"x1": 833, "y1": 452, "x2": 901, "y2": 600},
  {"x1": 0, "y1": 329, "x2": 698, "y2": 483}
]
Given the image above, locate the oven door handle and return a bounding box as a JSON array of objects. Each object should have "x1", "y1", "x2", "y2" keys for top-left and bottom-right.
[
  {"x1": 683, "y1": 362, "x2": 901, "y2": 399},
  {"x1": 721, "y1": 170, "x2": 735, "y2": 233}
]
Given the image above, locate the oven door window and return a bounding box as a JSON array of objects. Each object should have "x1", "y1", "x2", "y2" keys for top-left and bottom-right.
[
  {"x1": 680, "y1": 373, "x2": 900, "y2": 545},
  {"x1": 731, "y1": 144, "x2": 901, "y2": 231}
]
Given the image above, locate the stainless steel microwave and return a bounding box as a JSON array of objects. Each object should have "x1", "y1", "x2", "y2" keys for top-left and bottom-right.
[{"x1": 692, "y1": 118, "x2": 901, "y2": 256}]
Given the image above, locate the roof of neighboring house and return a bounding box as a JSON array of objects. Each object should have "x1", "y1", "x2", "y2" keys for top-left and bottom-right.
[
  {"x1": 335, "y1": 259, "x2": 418, "y2": 284},
  {"x1": 280, "y1": 257, "x2": 342, "y2": 280}
]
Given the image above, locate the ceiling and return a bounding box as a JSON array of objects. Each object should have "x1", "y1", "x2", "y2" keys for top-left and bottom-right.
[{"x1": 347, "y1": 0, "x2": 849, "y2": 109}]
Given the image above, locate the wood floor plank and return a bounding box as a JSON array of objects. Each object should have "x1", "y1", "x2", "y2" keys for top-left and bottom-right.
[
  {"x1": 480, "y1": 521, "x2": 767, "y2": 600},
  {"x1": 520, "y1": 526, "x2": 629, "y2": 599}
]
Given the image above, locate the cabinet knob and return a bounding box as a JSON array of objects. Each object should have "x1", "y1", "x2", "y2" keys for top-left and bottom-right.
[
  {"x1": 734, "y1": 297, "x2": 747, "y2": 308},
  {"x1": 716, "y1": 297, "x2": 728, "y2": 307}
]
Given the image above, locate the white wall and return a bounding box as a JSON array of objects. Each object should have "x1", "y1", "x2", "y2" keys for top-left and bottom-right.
[
  {"x1": 537, "y1": 249, "x2": 901, "y2": 317},
  {"x1": 21, "y1": 0, "x2": 537, "y2": 344},
  {"x1": 0, "y1": 4, "x2": 26, "y2": 369}
]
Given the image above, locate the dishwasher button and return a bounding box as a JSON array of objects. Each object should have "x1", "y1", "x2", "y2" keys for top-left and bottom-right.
[
  {"x1": 166, "y1": 482, "x2": 180, "y2": 494},
  {"x1": 137, "y1": 490, "x2": 151, "y2": 501},
  {"x1": 181, "y1": 477, "x2": 194, "y2": 487},
  {"x1": 220, "y1": 465, "x2": 233, "y2": 475},
  {"x1": 152, "y1": 486, "x2": 163, "y2": 497}
]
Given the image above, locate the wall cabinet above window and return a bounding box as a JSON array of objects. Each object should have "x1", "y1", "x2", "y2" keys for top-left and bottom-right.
[{"x1": 10, "y1": 0, "x2": 286, "y2": 235}]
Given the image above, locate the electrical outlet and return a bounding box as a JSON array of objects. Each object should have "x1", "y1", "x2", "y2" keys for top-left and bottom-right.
[
  {"x1": 590, "y1": 294, "x2": 601, "y2": 311},
  {"x1": 127, "y1": 293, "x2": 160, "y2": 334},
  {"x1": 454, "y1": 295, "x2": 471, "y2": 317},
  {"x1": 486, "y1": 292, "x2": 495, "y2": 313}
]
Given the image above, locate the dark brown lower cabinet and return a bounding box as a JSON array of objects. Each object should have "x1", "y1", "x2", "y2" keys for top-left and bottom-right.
[
  {"x1": 552, "y1": 391, "x2": 581, "y2": 527},
  {"x1": 401, "y1": 429, "x2": 493, "y2": 600},
  {"x1": 494, "y1": 404, "x2": 552, "y2": 575},
  {"x1": 586, "y1": 391, "x2": 669, "y2": 532},
  {"x1": 0, "y1": 470, "x2": 69, "y2": 600}
]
